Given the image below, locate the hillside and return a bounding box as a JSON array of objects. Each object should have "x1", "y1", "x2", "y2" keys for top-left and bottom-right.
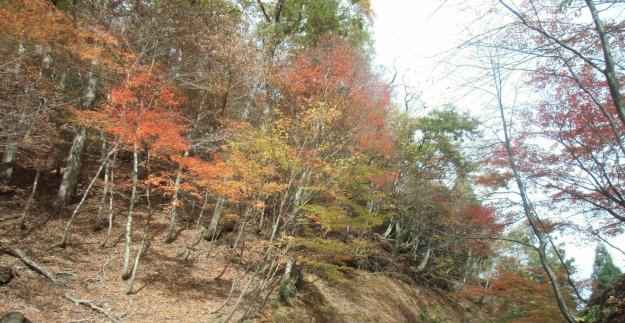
[{"x1": 0, "y1": 184, "x2": 482, "y2": 322}]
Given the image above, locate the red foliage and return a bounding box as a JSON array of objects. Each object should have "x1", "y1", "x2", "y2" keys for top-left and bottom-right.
[
  {"x1": 466, "y1": 205, "x2": 497, "y2": 226},
  {"x1": 77, "y1": 69, "x2": 188, "y2": 154},
  {"x1": 276, "y1": 35, "x2": 395, "y2": 157},
  {"x1": 369, "y1": 170, "x2": 397, "y2": 190}
]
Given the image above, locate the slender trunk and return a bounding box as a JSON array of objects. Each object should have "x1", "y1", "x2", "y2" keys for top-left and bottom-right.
[
  {"x1": 54, "y1": 126, "x2": 87, "y2": 213},
  {"x1": 122, "y1": 144, "x2": 139, "y2": 280},
  {"x1": 382, "y1": 219, "x2": 394, "y2": 238},
  {"x1": 19, "y1": 164, "x2": 41, "y2": 229},
  {"x1": 95, "y1": 134, "x2": 109, "y2": 230},
  {"x1": 83, "y1": 54, "x2": 98, "y2": 109},
  {"x1": 196, "y1": 188, "x2": 209, "y2": 229},
  {"x1": 126, "y1": 183, "x2": 153, "y2": 294},
  {"x1": 415, "y1": 244, "x2": 432, "y2": 273},
  {"x1": 223, "y1": 272, "x2": 257, "y2": 323},
  {"x1": 392, "y1": 219, "x2": 402, "y2": 257},
  {"x1": 1, "y1": 43, "x2": 26, "y2": 182},
  {"x1": 584, "y1": 0, "x2": 625, "y2": 129},
  {"x1": 232, "y1": 206, "x2": 252, "y2": 254},
  {"x1": 282, "y1": 258, "x2": 293, "y2": 282},
  {"x1": 164, "y1": 150, "x2": 189, "y2": 243},
  {"x1": 59, "y1": 141, "x2": 117, "y2": 247},
  {"x1": 95, "y1": 165, "x2": 109, "y2": 230},
  {"x1": 53, "y1": 51, "x2": 98, "y2": 212},
  {"x1": 208, "y1": 195, "x2": 226, "y2": 240},
  {"x1": 101, "y1": 151, "x2": 117, "y2": 247},
  {"x1": 212, "y1": 267, "x2": 248, "y2": 313},
  {"x1": 495, "y1": 64, "x2": 576, "y2": 323}
]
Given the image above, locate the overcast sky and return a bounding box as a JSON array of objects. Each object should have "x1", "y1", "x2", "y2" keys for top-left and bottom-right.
[{"x1": 370, "y1": 0, "x2": 625, "y2": 282}]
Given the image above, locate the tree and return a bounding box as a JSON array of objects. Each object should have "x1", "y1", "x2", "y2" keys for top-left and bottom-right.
[
  {"x1": 591, "y1": 244, "x2": 623, "y2": 299},
  {"x1": 0, "y1": 0, "x2": 97, "y2": 184},
  {"x1": 489, "y1": 0, "x2": 625, "y2": 228},
  {"x1": 448, "y1": 0, "x2": 625, "y2": 319},
  {"x1": 461, "y1": 225, "x2": 579, "y2": 322},
  {"x1": 252, "y1": 0, "x2": 373, "y2": 59},
  {"x1": 76, "y1": 68, "x2": 188, "y2": 278}
]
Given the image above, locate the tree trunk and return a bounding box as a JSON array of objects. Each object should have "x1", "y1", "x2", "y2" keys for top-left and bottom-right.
[
  {"x1": 101, "y1": 151, "x2": 117, "y2": 247},
  {"x1": 95, "y1": 135, "x2": 112, "y2": 230},
  {"x1": 19, "y1": 164, "x2": 41, "y2": 229},
  {"x1": 196, "y1": 188, "x2": 209, "y2": 229},
  {"x1": 0, "y1": 143, "x2": 18, "y2": 182},
  {"x1": 122, "y1": 144, "x2": 139, "y2": 280},
  {"x1": 164, "y1": 150, "x2": 189, "y2": 243},
  {"x1": 584, "y1": 0, "x2": 625, "y2": 129},
  {"x1": 54, "y1": 126, "x2": 87, "y2": 213},
  {"x1": 415, "y1": 244, "x2": 432, "y2": 273},
  {"x1": 392, "y1": 219, "x2": 402, "y2": 257},
  {"x1": 495, "y1": 62, "x2": 576, "y2": 323},
  {"x1": 59, "y1": 143, "x2": 115, "y2": 247},
  {"x1": 126, "y1": 183, "x2": 153, "y2": 294},
  {"x1": 1, "y1": 43, "x2": 28, "y2": 182},
  {"x1": 207, "y1": 195, "x2": 226, "y2": 240}
]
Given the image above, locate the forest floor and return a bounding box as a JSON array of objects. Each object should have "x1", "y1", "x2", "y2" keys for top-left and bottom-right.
[
  {"x1": 0, "y1": 165, "x2": 253, "y2": 322},
  {"x1": 0, "y1": 165, "x2": 484, "y2": 322}
]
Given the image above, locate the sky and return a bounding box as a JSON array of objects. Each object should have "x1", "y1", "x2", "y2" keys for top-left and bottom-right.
[
  {"x1": 371, "y1": 0, "x2": 483, "y2": 110},
  {"x1": 370, "y1": 0, "x2": 625, "y2": 283}
]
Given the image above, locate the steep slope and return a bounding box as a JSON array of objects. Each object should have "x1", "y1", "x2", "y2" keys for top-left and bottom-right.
[
  {"x1": 270, "y1": 271, "x2": 483, "y2": 322},
  {"x1": 1, "y1": 200, "x2": 484, "y2": 322}
]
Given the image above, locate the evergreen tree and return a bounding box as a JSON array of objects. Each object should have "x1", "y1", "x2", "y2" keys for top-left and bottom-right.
[{"x1": 591, "y1": 244, "x2": 622, "y2": 299}]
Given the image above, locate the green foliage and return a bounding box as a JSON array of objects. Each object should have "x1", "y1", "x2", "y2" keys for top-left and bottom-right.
[
  {"x1": 52, "y1": 0, "x2": 75, "y2": 10},
  {"x1": 419, "y1": 305, "x2": 449, "y2": 323},
  {"x1": 414, "y1": 107, "x2": 479, "y2": 176},
  {"x1": 298, "y1": 256, "x2": 353, "y2": 284},
  {"x1": 255, "y1": 0, "x2": 373, "y2": 54},
  {"x1": 582, "y1": 304, "x2": 617, "y2": 323},
  {"x1": 278, "y1": 279, "x2": 297, "y2": 303},
  {"x1": 591, "y1": 244, "x2": 622, "y2": 299}
]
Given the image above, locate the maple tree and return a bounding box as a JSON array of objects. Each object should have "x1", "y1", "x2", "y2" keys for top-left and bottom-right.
[
  {"x1": 460, "y1": 225, "x2": 579, "y2": 322},
  {"x1": 484, "y1": 0, "x2": 625, "y2": 229},
  {"x1": 451, "y1": 1, "x2": 625, "y2": 320},
  {"x1": 74, "y1": 68, "x2": 188, "y2": 278}
]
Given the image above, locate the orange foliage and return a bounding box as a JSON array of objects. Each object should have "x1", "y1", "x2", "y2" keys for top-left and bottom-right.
[
  {"x1": 0, "y1": 0, "x2": 113, "y2": 63},
  {"x1": 76, "y1": 69, "x2": 188, "y2": 154},
  {"x1": 460, "y1": 266, "x2": 569, "y2": 322}
]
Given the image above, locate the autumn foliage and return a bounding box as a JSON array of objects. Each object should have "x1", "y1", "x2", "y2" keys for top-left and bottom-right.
[{"x1": 0, "y1": 0, "x2": 542, "y2": 320}]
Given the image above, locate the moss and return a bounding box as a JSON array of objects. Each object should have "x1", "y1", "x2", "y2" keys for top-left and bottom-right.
[{"x1": 298, "y1": 256, "x2": 351, "y2": 284}]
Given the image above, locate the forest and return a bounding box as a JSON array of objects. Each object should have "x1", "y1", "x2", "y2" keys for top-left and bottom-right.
[{"x1": 0, "y1": 0, "x2": 624, "y2": 322}]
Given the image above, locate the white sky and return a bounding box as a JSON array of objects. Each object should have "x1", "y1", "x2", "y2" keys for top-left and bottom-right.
[
  {"x1": 370, "y1": 0, "x2": 625, "y2": 283},
  {"x1": 372, "y1": 0, "x2": 488, "y2": 110}
]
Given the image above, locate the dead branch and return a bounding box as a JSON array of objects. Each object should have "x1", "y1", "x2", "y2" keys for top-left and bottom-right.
[{"x1": 0, "y1": 244, "x2": 119, "y2": 322}]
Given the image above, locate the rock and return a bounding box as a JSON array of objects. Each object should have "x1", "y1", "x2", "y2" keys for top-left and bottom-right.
[
  {"x1": 0, "y1": 266, "x2": 13, "y2": 285},
  {"x1": 0, "y1": 312, "x2": 31, "y2": 323}
]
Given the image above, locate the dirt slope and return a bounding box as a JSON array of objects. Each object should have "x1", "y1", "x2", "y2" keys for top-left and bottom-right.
[
  {"x1": 270, "y1": 271, "x2": 483, "y2": 322},
  {"x1": 1, "y1": 170, "x2": 483, "y2": 322}
]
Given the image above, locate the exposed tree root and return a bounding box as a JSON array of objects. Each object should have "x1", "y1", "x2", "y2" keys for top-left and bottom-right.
[{"x1": 0, "y1": 244, "x2": 120, "y2": 322}]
